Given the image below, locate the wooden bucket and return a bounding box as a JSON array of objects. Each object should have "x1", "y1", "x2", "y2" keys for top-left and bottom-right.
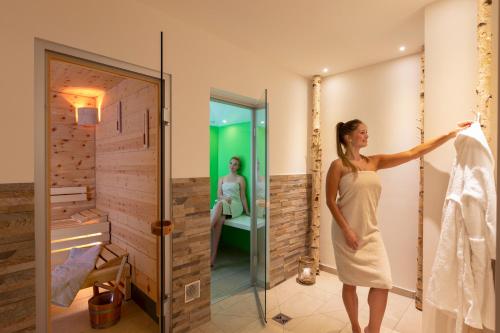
[{"x1": 88, "y1": 288, "x2": 122, "y2": 329}]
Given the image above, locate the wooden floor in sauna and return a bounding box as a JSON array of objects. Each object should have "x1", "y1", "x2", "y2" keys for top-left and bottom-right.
[{"x1": 51, "y1": 287, "x2": 158, "y2": 333}]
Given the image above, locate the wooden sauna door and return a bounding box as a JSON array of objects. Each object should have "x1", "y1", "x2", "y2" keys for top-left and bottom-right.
[{"x1": 46, "y1": 53, "x2": 162, "y2": 307}]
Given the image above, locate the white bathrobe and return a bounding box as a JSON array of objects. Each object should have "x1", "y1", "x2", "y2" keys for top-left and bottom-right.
[{"x1": 427, "y1": 122, "x2": 496, "y2": 332}]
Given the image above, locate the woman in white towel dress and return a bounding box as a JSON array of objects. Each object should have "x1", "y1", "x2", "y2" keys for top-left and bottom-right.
[
  {"x1": 211, "y1": 156, "x2": 250, "y2": 266},
  {"x1": 325, "y1": 119, "x2": 471, "y2": 333}
]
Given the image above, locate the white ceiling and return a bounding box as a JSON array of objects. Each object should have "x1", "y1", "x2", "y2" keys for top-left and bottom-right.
[{"x1": 137, "y1": 0, "x2": 435, "y2": 76}]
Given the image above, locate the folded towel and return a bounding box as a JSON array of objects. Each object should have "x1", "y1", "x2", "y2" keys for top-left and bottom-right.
[{"x1": 51, "y1": 245, "x2": 101, "y2": 307}]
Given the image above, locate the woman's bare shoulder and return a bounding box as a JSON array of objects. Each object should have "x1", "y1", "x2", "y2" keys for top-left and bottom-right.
[
  {"x1": 330, "y1": 159, "x2": 344, "y2": 171},
  {"x1": 331, "y1": 158, "x2": 354, "y2": 177}
]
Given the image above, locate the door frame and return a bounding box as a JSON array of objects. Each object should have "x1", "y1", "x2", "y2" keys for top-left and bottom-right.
[
  {"x1": 34, "y1": 38, "x2": 172, "y2": 332},
  {"x1": 208, "y1": 90, "x2": 270, "y2": 321}
]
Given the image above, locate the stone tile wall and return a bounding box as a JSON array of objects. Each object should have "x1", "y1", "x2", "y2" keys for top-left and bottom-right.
[
  {"x1": 171, "y1": 178, "x2": 211, "y2": 332},
  {"x1": 269, "y1": 174, "x2": 312, "y2": 287},
  {"x1": 0, "y1": 183, "x2": 36, "y2": 333}
]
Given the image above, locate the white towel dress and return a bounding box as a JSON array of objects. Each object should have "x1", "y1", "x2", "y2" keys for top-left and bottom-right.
[{"x1": 332, "y1": 171, "x2": 392, "y2": 289}]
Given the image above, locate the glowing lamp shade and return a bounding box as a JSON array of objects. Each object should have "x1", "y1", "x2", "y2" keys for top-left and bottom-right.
[{"x1": 77, "y1": 107, "x2": 98, "y2": 126}]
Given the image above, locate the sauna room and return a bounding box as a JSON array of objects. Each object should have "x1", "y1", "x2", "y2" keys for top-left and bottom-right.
[{"x1": 47, "y1": 53, "x2": 161, "y2": 332}]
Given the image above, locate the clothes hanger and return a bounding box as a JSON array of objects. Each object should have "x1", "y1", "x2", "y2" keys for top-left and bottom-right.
[{"x1": 472, "y1": 111, "x2": 486, "y2": 128}]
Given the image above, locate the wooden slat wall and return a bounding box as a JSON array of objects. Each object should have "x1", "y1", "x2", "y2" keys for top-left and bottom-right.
[
  {"x1": 49, "y1": 92, "x2": 96, "y2": 220},
  {"x1": 0, "y1": 183, "x2": 36, "y2": 333},
  {"x1": 269, "y1": 174, "x2": 312, "y2": 287},
  {"x1": 171, "y1": 178, "x2": 211, "y2": 333},
  {"x1": 96, "y1": 78, "x2": 159, "y2": 302}
]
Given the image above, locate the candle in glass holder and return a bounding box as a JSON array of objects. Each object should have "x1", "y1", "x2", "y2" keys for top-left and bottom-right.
[
  {"x1": 302, "y1": 267, "x2": 311, "y2": 279},
  {"x1": 297, "y1": 255, "x2": 316, "y2": 285}
]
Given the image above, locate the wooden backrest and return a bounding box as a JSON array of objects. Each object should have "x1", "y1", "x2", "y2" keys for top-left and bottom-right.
[{"x1": 50, "y1": 186, "x2": 87, "y2": 203}]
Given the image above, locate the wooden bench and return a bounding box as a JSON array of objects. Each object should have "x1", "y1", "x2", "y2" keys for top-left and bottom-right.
[
  {"x1": 49, "y1": 205, "x2": 131, "y2": 300},
  {"x1": 51, "y1": 210, "x2": 110, "y2": 266}
]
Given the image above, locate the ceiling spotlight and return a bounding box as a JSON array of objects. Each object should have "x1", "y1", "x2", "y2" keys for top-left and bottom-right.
[
  {"x1": 399, "y1": 46, "x2": 406, "y2": 52},
  {"x1": 222, "y1": 119, "x2": 227, "y2": 124},
  {"x1": 322, "y1": 68, "x2": 329, "y2": 73}
]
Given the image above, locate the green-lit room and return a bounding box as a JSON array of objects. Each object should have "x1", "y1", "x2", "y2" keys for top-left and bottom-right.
[{"x1": 209, "y1": 99, "x2": 267, "y2": 303}]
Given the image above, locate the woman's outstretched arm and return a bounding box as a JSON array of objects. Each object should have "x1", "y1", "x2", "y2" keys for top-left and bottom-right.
[{"x1": 372, "y1": 121, "x2": 472, "y2": 170}]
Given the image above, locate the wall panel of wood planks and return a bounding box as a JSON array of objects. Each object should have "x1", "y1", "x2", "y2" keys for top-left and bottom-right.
[
  {"x1": 269, "y1": 174, "x2": 312, "y2": 287},
  {"x1": 0, "y1": 183, "x2": 36, "y2": 333},
  {"x1": 96, "y1": 78, "x2": 159, "y2": 302},
  {"x1": 49, "y1": 92, "x2": 96, "y2": 221},
  {"x1": 171, "y1": 178, "x2": 211, "y2": 333}
]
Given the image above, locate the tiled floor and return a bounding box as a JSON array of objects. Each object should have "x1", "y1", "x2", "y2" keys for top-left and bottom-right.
[
  {"x1": 194, "y1": 271, "x2": 422, "y2": 333},
  {"x1": 51, "y1": 287, "x2": 158, "y2": 333},
  {"x1": 50, "y1": 272, "x2": 422, "y2": 333},
  {"x1": 211, "y1": 246, "x2": 251, "y2": 303}
]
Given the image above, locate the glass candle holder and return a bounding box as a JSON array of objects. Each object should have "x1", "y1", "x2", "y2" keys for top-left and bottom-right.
[{"x1": 297, "y1": 255, "x2": 316, "y2": 285}]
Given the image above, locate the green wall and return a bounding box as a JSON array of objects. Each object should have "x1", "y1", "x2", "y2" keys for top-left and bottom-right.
[
  {"x1": 217, "y1": 122, "x2": 251, "y2": 205},
  {"x1": 210, "y1": 122, "x2": 253, "y2": 207},
  {"x1": 210, "y1": 121, "x2": 251, "y2": 254},
  {"x1": 209, "y1": 104, "x2": 267, "y2": 255}
]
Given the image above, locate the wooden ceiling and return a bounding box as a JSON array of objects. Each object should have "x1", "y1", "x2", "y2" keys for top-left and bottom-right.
[{"x1": 50, "y1": 60, "x2": 126, "y2": 97}]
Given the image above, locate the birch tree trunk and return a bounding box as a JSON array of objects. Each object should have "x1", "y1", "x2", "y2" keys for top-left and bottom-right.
[
  {"x1": 310, "y1": 75, "x2": 322, "y2": 275},
  {"x1": 477, "y1": 0, "x2": 493, "y2": 143},
  {"x1": 416, "y1": 50, "x2": 425, "y2": 311}
]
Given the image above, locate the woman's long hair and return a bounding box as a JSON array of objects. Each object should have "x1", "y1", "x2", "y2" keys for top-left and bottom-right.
[{"x1": 336, "y1": 119, "x2": 368, "y2": 173}]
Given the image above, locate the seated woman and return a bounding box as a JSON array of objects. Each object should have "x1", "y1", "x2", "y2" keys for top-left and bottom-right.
[{"x1": 211, "y1": 156, "x2": 250, "y2": 266}]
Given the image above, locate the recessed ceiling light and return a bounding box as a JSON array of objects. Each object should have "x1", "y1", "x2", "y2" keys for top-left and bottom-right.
[
  {"x1": 399, "y1": 46, "x2": 406, "y2": 52},
  {"x1": 222, "y1": 119, "x2": 227, "y2": 124},
  {"x1": 322, "y1": 68, "x2": 329, "y2": 73}
]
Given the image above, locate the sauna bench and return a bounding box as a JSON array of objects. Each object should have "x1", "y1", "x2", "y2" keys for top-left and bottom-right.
[
  {"x1": 51, "y1": 218, "x2": 110, "y2": 266},
  {"x1": 224, "y1": 215, "x2": 265, "y2": 231}
]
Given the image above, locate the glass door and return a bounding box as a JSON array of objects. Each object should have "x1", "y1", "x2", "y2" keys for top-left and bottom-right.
[
  {"x1": 160, "y1": 31, "x2": 171, "y2": 333},
  {"x1": 252, "y1": 89, "x2": 268, "y2": 322}
]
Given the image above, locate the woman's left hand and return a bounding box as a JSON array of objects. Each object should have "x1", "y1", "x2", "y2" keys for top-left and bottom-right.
[{"x1": 450, "y1": 121, "x2": 473, "y2": 137}]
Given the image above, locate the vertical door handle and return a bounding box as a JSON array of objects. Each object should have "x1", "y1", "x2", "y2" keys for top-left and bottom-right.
[
  {"x1": 116, "y1": 101, "x2": 122, "y2": 133},
  {"x1": 144, "y1": 109, "x2": 149, "y2": 148}
]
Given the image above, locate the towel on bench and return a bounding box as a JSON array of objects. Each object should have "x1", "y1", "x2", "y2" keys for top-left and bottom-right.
[{"x1": 51, "y1": 245, "x2": 101, "y2": 307}]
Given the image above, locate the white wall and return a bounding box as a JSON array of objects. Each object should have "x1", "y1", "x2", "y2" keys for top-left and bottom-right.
[
  {"x1": 320, "y1": 54, "x2": 421, "y2": 291},
  {"x1": 422, "y1": 0, "x2": 494, "y2": 332},
  {"x1": 0, "y1": 0, "x2": 309, "y2": 183}
]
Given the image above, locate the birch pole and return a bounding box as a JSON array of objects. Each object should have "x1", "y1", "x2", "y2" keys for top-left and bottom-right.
[
  {"x1": 416, "y1": 50, "x2": 425, "y2": 311},
  {"x1": 310, "y1": 75, "x2": 322, "y2": 275},
  {"x1": 476, "y1": 0, "x2": 493, "y2": 143}
]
